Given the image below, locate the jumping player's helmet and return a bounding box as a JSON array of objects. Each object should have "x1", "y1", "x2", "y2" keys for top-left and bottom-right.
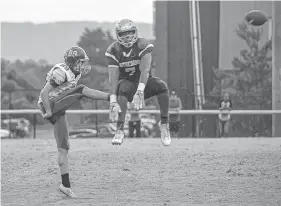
[
  {"x1": 64, "y1": 46, "x2": 91, "y2": 74},
  {"x1": 116, "y1": 19, "x2": 138, "y2": 48}
]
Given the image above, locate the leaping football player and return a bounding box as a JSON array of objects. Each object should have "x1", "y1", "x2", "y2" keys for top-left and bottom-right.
[
  {"x1": 106, "y1": 19, "x2": 171, "y2": 146},
  {"x1": 38, "y1": 46, "x2": 120, "y2": 198}
]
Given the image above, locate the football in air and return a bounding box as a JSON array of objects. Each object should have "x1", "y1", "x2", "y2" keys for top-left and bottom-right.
[{"x1": 244, "y1": 10, "x2": 268, "y2": 26}]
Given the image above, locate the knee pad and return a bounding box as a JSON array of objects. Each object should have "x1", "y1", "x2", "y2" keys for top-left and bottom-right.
[{"x1": 157, "y1": 79, "x2": 169, "y2": 94}]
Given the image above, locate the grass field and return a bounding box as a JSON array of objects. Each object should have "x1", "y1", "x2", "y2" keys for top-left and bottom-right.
[{"x1": 1, "y1": 137, "x2": 281, "y2": 206}]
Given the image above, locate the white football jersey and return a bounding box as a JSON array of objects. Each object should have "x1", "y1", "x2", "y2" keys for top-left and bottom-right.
[{"x1": 38, "y1": 63, "x2": 81, "y2": 104}]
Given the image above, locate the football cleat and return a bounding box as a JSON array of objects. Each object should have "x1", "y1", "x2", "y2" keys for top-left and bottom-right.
[
  {"x1": 59, "y1": 184, "x2": 77, "y2": 198},
  {"x1": 158, "y1": 122, "x2": 171, "y2": 146},
  {"x1": 112, "y1": 130, "x2": 125, "y2": 145}
]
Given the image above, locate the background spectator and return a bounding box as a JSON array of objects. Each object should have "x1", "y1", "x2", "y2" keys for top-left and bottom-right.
[
  {"x1": 169, "y1": 90, "x2": 182, "y2": 138},
  {"x1": 218, "y1": 92, "x2": 232, "y2": 137}
]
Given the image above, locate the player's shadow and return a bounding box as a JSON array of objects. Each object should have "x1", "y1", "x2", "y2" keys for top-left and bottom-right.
[
  {"x1": 42, "y1": 189, "x2": 97, "y2": 205},
  {"x1": 44, "y1": 196, "x2": 97, "y2": 205}
]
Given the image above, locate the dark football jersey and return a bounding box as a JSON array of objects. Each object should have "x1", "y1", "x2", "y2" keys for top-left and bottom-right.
[
  {"x1": 219, "y1": 100, "x2": 232, "y2": 109},
  {"x1": 105, "y1": 38, "x2": 154, "y2": 82}
]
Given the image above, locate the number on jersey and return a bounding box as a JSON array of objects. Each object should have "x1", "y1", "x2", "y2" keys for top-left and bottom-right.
[{"x1": 125, "y1": 67, "x2": 136, "y2": 76}]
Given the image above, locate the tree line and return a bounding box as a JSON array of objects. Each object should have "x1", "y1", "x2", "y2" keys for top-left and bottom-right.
[{"x1": 1, "y1": 23, "x2": 272, "y2": 136}]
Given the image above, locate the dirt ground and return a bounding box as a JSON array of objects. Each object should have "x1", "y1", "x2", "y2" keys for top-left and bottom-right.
[{"x1": 1, "y1": 137, "x2": 281, "y2": 206}]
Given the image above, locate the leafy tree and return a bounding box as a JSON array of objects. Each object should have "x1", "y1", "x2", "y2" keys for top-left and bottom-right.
[
  {"x1": 1, "y1": 58, "x2": 47, "y2": 122},
  {"x1": 1, "y1": 58, "x2": 9, "y2": 75},
  {"x1": 232, "y1": 23, "x2": 272, "y2": 109},
  {"x1": 76, "y1": 28, "x2": 116, "y2": 123},
  {"x1": 77, "y1": 28, "x2": 114, "y2": 67},
  {"x1": 38, "y1": 59, "x2": 48, "y2": 67},
  {"x1": 209, "y1": 22, "x2": 272, "y2": 137},
  {"x1": 1, "y1": 80, "x2": 16, "y2": 93}
]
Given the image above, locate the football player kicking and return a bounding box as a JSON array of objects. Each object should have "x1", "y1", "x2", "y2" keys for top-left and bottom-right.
[
  {"x1": 38, "y1": 46, "x2": 120, "y2": 198},
  {"x1": 106, "y1": 19, "x2": 171, "y2": 146}
]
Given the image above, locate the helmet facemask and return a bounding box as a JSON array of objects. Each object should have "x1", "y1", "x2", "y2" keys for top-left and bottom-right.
[
  {"x1": 73, "y1": 58, "x2": 91, "y2": 74},
  {"x1": 117, "y1": 29, "x2": 138, "y2": 48}
]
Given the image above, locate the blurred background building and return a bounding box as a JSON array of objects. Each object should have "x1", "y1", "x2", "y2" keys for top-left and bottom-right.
[{"x1": 154, "y1": 1, "x2": 272, "y2": 137}]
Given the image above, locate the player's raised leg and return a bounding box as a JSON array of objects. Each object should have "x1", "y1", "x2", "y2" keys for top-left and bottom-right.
[
  {"x1": 144, "y1": 77, "x2": 171, "y2": 146},
  {"x1": 44, "y1": 84, "x2": 111, "y2": 124}
]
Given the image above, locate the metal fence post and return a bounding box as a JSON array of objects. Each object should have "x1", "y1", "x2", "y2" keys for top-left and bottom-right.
[
  {"x1": 272, "y1": 2, "x2": 281, "y2": 137},
  {"x1": 33, "y1": 114, "x2": 36, "y2": 139},
  {"x1": 95, "y1": 100, "x2": 99, "y2": 138},
  {"x1": 8, "y1": 91, "x2": 12, "y2": 139}
]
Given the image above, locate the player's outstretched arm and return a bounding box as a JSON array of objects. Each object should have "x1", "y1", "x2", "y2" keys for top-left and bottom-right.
[
  {"x1": 132, "y1": 53, "x2": 152, "y2": 110},
  {"x1": 108, "y1": 65, "x2": 121, "y2": 121},
  {"x1": 105, "y1": 44, "x2": 121, "y2": 121},
  {"x1": 108, "y1": 65, "x2": 119, "y2": 101}
]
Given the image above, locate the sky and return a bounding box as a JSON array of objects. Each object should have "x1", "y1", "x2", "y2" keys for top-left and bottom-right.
[{"x1": 0, "y1": 0, "x2": 154, "y2": 23}]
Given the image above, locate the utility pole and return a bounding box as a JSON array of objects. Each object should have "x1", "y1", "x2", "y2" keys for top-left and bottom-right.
[
  {"x1": 189, "y1": 0, "x2": 204, "y2": 137},
  {"x1": 272, "y1": 1, "x2": 281, "y2": 137}
]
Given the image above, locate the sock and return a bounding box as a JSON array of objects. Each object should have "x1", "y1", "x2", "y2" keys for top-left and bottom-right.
[
  {"x1": 157, "y1": 92, "x2": 170, "y2": 124},
  {"x1": 161, "y1": 116, "x2": 169, "y2": 124},
  {"x1": 61, "y1": 173, "x2": 70, "y2": 188},
  {"x1": 117, "y1": 121, "x2": 125, "y2": 130},
  {"x1": 116, "y1": 95, "x2": 127, "y2": 131}
]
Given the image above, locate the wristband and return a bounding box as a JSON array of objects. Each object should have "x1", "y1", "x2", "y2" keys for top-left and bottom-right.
[
  {"x1": 137, "y1": 83, "x2": 146, "y2": 92},
  {"x1": 110, "y1": 94, "x2": 117, "y2": 103}
]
